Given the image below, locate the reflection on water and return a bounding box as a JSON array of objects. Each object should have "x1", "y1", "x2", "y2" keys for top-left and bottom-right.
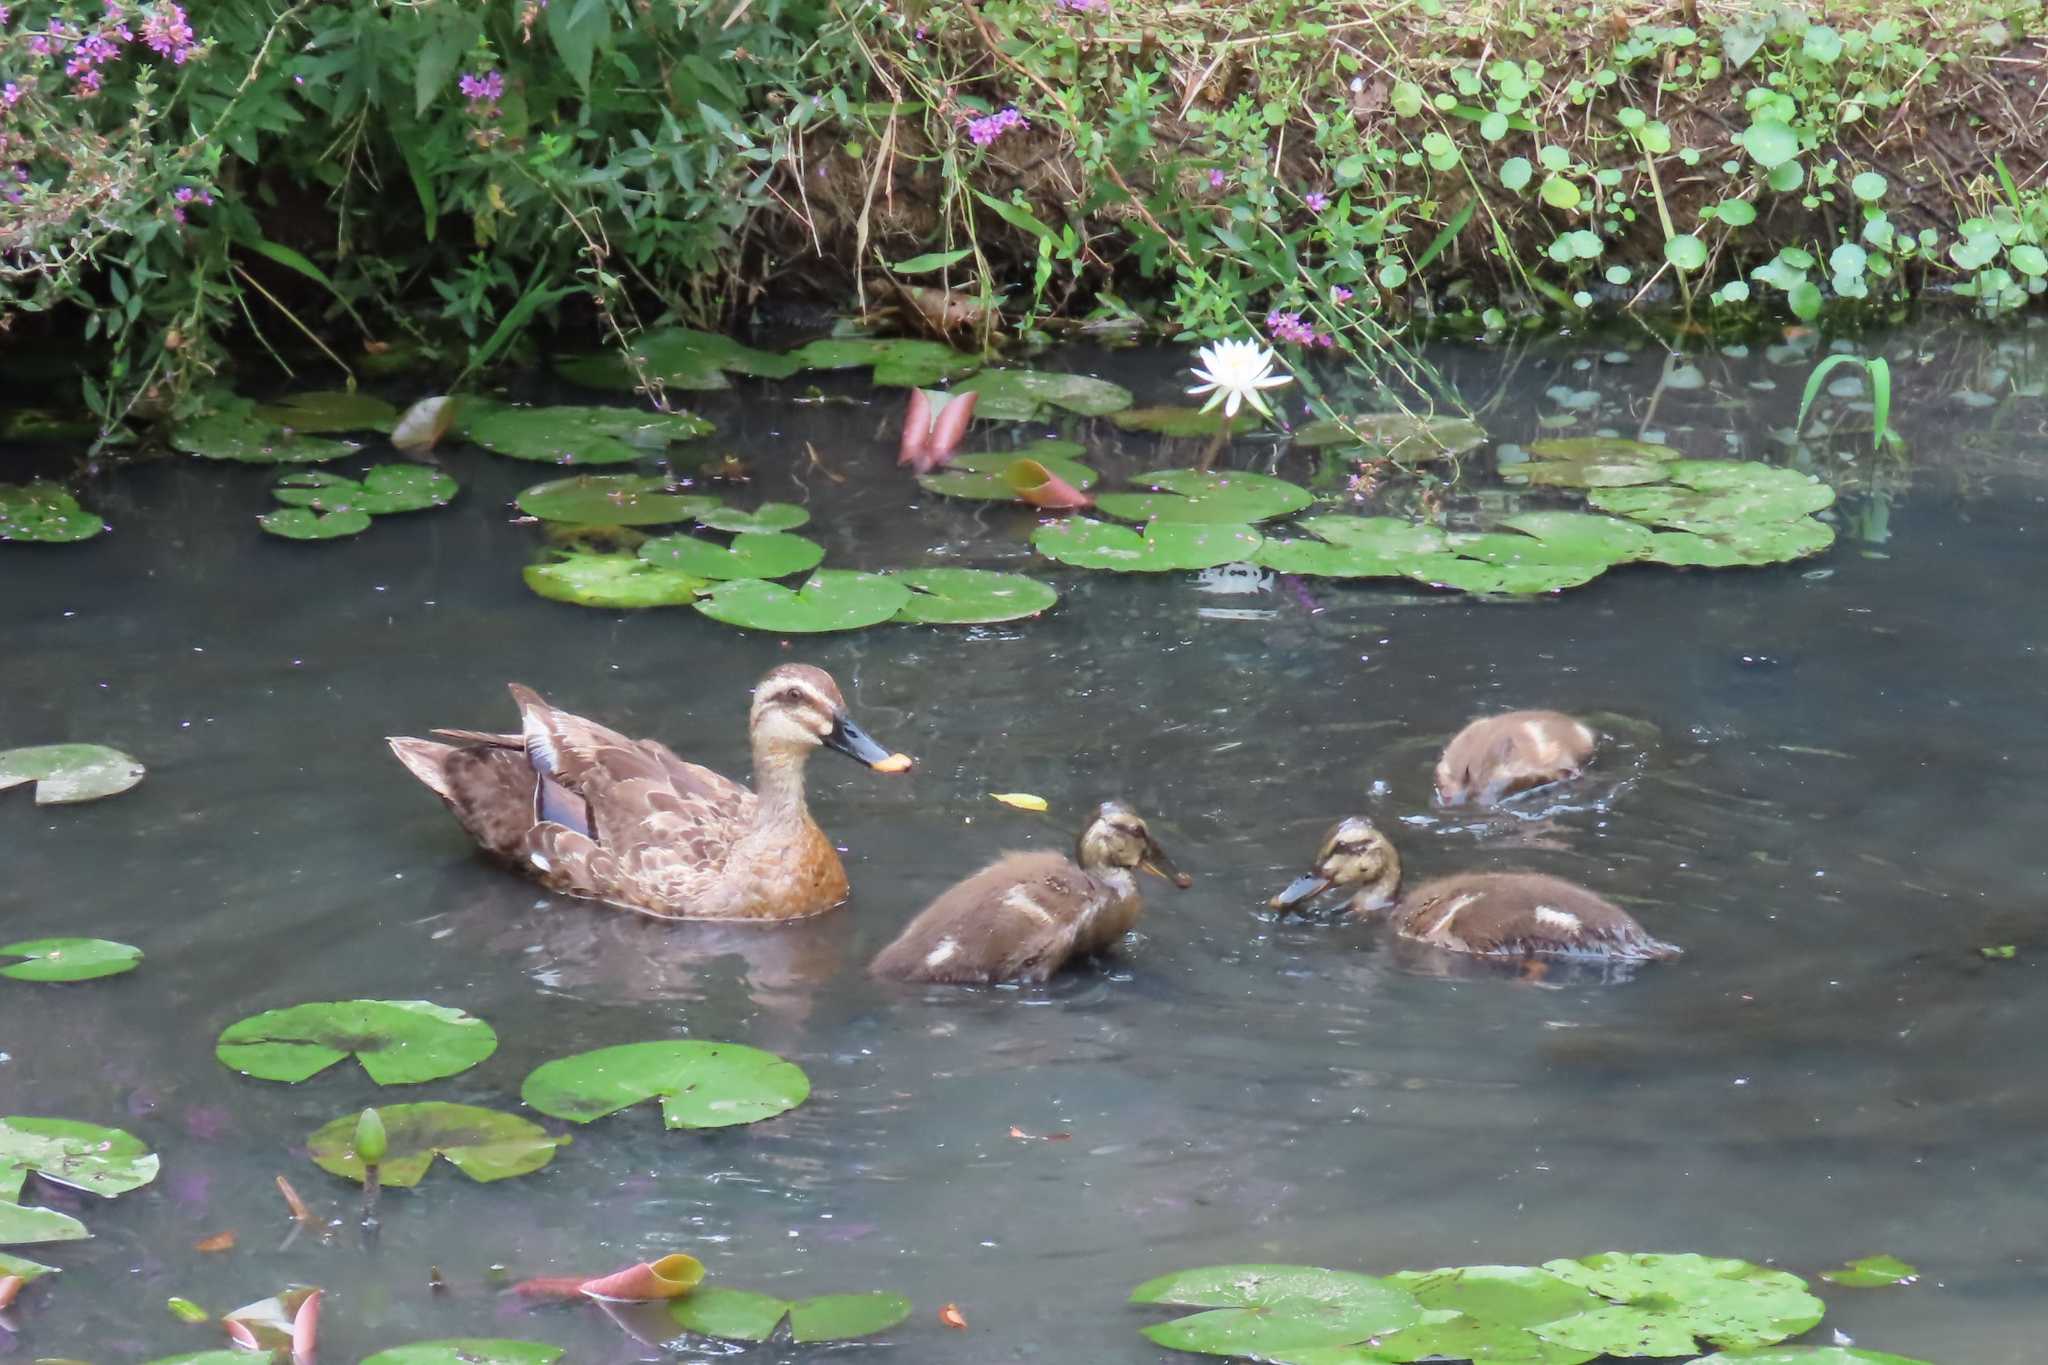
[{"x1": 5, "y1": 326, "x2": 2048, "y2": 1361}]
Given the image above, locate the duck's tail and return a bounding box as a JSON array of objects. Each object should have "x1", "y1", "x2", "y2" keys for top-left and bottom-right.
[{"x1": 387, "y1": 736, "x2": 459, "y2": 801}]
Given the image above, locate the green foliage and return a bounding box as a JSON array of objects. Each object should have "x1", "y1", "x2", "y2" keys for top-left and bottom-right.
[
  {"x1": 0, "y1": 483, "x2": 106, "y2": 543},
  {"x1": 0, "y1": 938, "x2": 143, "y2": 983},
  {"x1": 305, "y1": 1102, "x2": 567, "y2": 1186},
  {"x1": 0, "y1": 744, "x2": 146, "y2": 804},
  {"x1": 215, "y1": 999, "x2": 499, "y2": 1085},
  {"x1": 520, "y1": 1040, "x2": 811, "y2": 1129},
  {"x1": 671, "y1": 1287, "x2": 913, "y2": 1343},
  {"x1": 0, "y1": 1116, "x2": 159, "y2": 1202},
  {"x1": 358, "y1": 1343, "x2": 563, "y2": 1365}
]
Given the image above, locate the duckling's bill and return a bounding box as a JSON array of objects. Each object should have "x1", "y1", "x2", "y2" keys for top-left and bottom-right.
[
  {"x1": 1140, "y1": 835, "x2": 1193, "y2": 889},
  {"x1": 1269, "y1": 872, "x2": 1333, "y2": 912},
  {"x1": 824, "y1": 713, "x2": 914, "y2": 773}
]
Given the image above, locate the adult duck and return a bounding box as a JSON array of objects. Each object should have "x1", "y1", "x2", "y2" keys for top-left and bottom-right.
[
  {"x1": 388, "y1": 665, "x2": 911, "y2": 922},
  {"x1": 1270, "y1": 817, "x2": 1680, "y2": 962},
  {"x1": 1435, "y1": 710, "x2": 1598, "y2": 806},
  {"x1": 871, "y1": 800, "x2": 1190, "y2": 983}
]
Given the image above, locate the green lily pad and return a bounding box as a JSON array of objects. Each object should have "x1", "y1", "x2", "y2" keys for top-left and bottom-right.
[
  {"x1": 306, "y1": 1102, "x2": 566, "y2": 1186},
  {"x1": 1589, "y1": 460, "x2": 1836, "y2": 526},
  {"x1": 918, "y1": 450, "x2": 1100, "y2": 501},
  {"x1": 1111, "y1": 406, "x2": 1259, "y2": 438},
  {"x1": 1692, "y1": 1350, "x2": 1933, "y2": 1365},
  {"x1": 1516, "y1": 438, "x2": 1677, "y2": 488},
  {"x1": 638, "y1": 530, "x2": 825, "y2": 580},
  {"x1": 1254, "y1": 516, "x2": 1450, "y2": 577},
  {"x1": 1819, "y1": 1255, "x2": 1919, "y2": 1288},
  {"x1": 1321, "y1": 1264, "x2": 1608, "y2": 1364},
  {"x1": 258, "y1": 507, "x2": 374, "y2": 540},
  {"x1": 1293, "y1": 412, "x2": 1490, "y2": 461},
  {"x1": 523, "y1": 552, "x2": 708, "y2": 609},
  {"x1": 1034, "y1": 518, "x2": 1263, "y2": 571},
  {"x1": 1534, "y1": 1252, "x2": 1825, "y2": 1356},
  {"x1": 0, "y1": 1249, "x2": 58, "y2": 1278},
  {"x1": 0, "y1": 482, "x2": 105, "y2": 543},
  {"x1": 359, "y1": 1342, "x2": 565, "y2": 1365},
  {"x1": 253, "y1": 390, "x2": 400, "y2": 433},
  {"x1": 696, "y1": 501, "x2": 810, "y2": 533},
  {"x1": 0, "y1": 938, "x2": 142, "y2": 983},
  {"x1": 456, "y1": 401, "x2": 713, "y2": 464},
  {"x1": 1096, "y1": 469, "x2": 1312, "y2": 525},
  {"x1": 1639, "y1": 523, "x2": 1835, "y2": 567},
  {"x1": 1132, "y1": 1264, "x2": 1425, "y2": 1359},
  {"x1": 1303, "y1": 1312, "x2": 1597, "y2": 1364},
  {"x1": 1501, "y1": 510, "x2": 1658, "y2": 562},
  {"x1": 0, "y1": 1201, "x2": 86, "y2": 1245},
  {"x1": 670, "y1": 1287, "x2": 913, "y2": 1343},
  {"x1": 1404, "y1": 546, "x2": 1609, "y2": 596},
  {"x1": 0, "y1": 1116, "x2": 159, "y2": 1202},
  {"x1": 694, "y1": 570, "x2": 912, "y2": 633},
  {"x1": 0, "y1": 408, "x2": 96, "y2": 441},
  {"x1": 890, "y1": 568, "x2": 1059, "y2": 624},
  {"x1": 954, "y1": 368, "x2": 1134, "y2": 419},
  {"x1": 148, "y1": 1355, "x2": 264, "y2": 1365},
  {"x1": 787, "y1": 337, "x2": 981, "y2": 387},
  {"x1": 558, "y1": 327, "x2": 800, "y2": 390},
  {"x1": 171, "y1": 399, "x2": 359, "y2": 463},
  {"x1": 516, "y1": 474, "x2": 718, "y2": 526},
  {"x1": 271, "y1": 465, "x2": 457, "y2": 515},
  {"x1": 0, "y1": 744, "x2": 145, "y2": 804},
  {"x1": 216, "y1": 999, "x2": 498, "y2": 1085},
  {"x1": 521, "y1": 1040, "x2": 809, "y2": 1129}
]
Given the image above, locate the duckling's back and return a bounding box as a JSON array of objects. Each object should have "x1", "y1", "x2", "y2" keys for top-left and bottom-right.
[{"x1": 871, "y1": 850, "x2": 1100, "y2": 984}]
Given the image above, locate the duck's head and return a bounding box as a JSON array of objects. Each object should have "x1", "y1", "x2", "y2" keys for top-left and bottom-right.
[
  {"x1": 1269, "y1": 816, "x2": 1402, "y2": 915},
  {"x1": 749, "y1": 664, "x2": 913, "y2": 773},
  {"x1": 1077, "y1": 800, "x2": 1193, "y2": 888}
]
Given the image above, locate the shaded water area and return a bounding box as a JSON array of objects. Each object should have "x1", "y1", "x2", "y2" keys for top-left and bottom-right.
[{"x1": 5, "y1": 321, "x2": 2048, "y2": 1362}]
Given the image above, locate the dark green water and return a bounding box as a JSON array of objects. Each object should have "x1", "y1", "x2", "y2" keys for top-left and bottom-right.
[{"x1": 4, "y1": 324, "x2": 2046, "y2": 1362}]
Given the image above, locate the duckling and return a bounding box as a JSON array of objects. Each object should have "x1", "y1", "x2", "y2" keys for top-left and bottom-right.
[
  {"x1": 871, "y1": 801, "x2": 1191, "y2": 984},
  {"x1": 387, "y1": 665, "x2": 912, "y2": 922},
  {"x1": 1270, "y1": 817, "x2": 1680, "y2": 961},
  {"x1": 1435, "y1": 710, "x2": 1598, "y2": 806}
]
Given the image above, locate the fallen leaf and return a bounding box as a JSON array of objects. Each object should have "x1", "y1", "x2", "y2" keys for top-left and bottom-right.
[
  {"x1": 940, "y1": 1303, "x2": 968, "y2": 1330},
  {"x1": 0, "y1": 1276, "x2": 25, "y2": 1311},
  {"x1": 275, "y1": 1175, "x2": 312, "y2": 1223},
  {"x1": 1004, "y1": 457, "x2": 1095, "y2": 510},
  {"x1": 194, "y1": 1230, "x2": 237, "y2": 1253},
  {"x1": 991, "y1": 792, "x2": 1048, "y2": 812},
  {"x1": 512, "y1": 1275, "x2": 592, "y2": 1301}
]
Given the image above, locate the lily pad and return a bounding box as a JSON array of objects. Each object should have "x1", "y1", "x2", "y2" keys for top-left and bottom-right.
[
  {"x1": 1337, "y1": 1264, "x2": 1608, "y2": 1364},
  {"x1": 787, "y1": 337, "x2": 981, "y2": 387},
  {"x1": 305, "y1": 1102, "x2": 566, "y2": 1186},
  {"x1": 150, "y1": 1354, "x2": 278, "y2": 1365},
  {"x1": 271, "y1": 465, "x2": 457, "y2": 515},
  {"x1": 457, "y1": 401, "x2": 712, "y2": 464},
  {"x1": 216, "y1": 999, "x2": 498, "y2": 1085},
  {"x1": 171, "y1": 399, "x2": 359, "y2": 464},
  {"x1": 1639, "y1": 523, "x2": 1834, "y2": 568},
  {"x1": 1516, "y1": 437, "x2": 1677, "y2": 488},
  {"x1": 0, "y1": 482, "x2": 105, "y2": 543},
  {"x1": 521, "y1": 1040, "x2": 809, "y2": 1129},
  {"x1": 1692, "y1": 1350, "x2": 1933, "y2": 1364},
  {"x1": 0, "y1": 1249, "x2": 57, "y2": 1278},
  {"x1": 671, "y1": 1287, "x2": 913, "y2": 1343},
  {"x1": 253, "y1": 390, "x2": 400, "y2": 433},
  {"x1": 558, "y1": 327, "x2": 800, "y2": 390},
  {"x1": 0, "y1": 1201, "x2": 86, "y2": 1245},
  {"x1": 359, "y1": 1342, "x2": 565, "y2": 1365},
  {"x1": 1298, "y1": 1312, "x2": 1596, "y2": 1364},
  {"x1": 638, "y1": 530, "x2": 825, "y2": 580},
  {"x1": 696, "y1": 502, "x2": 810, "y2": 533},
  {"x1": 1034, "y1": 518, "x2": 1263, "y2": 572},
  {"x1": 524, "y1": 553, "x2": 708, "y2": 609},
  {"x1": 1254, "y1": 516, "x2": 1450, "y2": 577},
  {"x1": 0, "y1": 744, "x2": 145, "y2": 804},
  {"x1": 890, "y1": 568, "x2": 1059, "y2": 624},
  {"x1": 1294, "y1": 412, "x2": 1490, "y2": 461},
  {"x1": 954, "y1": 368, "x2": 1134, "y2": 419},
  {"x1": 0, "y1": 938, "x2": 142, "y2": 983},
  {"x1": 0, "y1": 1116, "x2": 159, "y2": 1202},
  {"x1": 1095, "y1": 469, "x2": 1312, "y2": 525},
  {"x1": 1405, "y1": 545, "x2": 1609, "y2": 596},
  {"x1": 516, "y1": 474, "x2": 717, "y2": 526},
  {"x1": 1111, "y1": 406, "x2": 1258, "y2": 438},
  {"x1": 1501, "y1": 510, "x2": 1657, "y2": 562},
  {"x1": 917, "y1": 450, "x2": 1099, "y2": 502},
  {"x1": 694, "y1": 570, "x2": 912, "y2": 633},
  {"x1": 1534, "y1": 1252, "x2": 1825, "y2": 1356},
  {"x1": 0, "y1": 408, "x2": 96, "y2": 441},
  {"x1": 1819, "y1": 1255, "x2": 1919, "y2": 1288},
  {"x1": 1589, "y1": 460, "x2": 1835, "y2": 526},
  {"x1": 259, "y1": 506, "x2": 369, "y2": 539},
  {"x1": 1131, "y1": 1264, "x2": 1425, "y2": 1359}
]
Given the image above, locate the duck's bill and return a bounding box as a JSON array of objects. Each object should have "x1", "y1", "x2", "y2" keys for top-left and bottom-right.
[
  {"x1": 826, "y1": 714, "x2": 914, "y2": 773},
  {"x1": 1141, "y1": 838, "x2": 1193, "y2": 890},
  {"x1": 1268, "y1": 873, "x2": 1333, "y2": 912}
]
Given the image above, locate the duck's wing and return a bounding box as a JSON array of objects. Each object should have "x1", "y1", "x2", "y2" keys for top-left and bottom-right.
[
  {"x1": 387, "y1": 737, "x2": 541, "y2": 862},
  {"x1": 871, "y1": 852, "x2": 1092, "y2": 983},
  {"x1": 1400, "y1": 874, "x2": 1677, "y2": 959},
  {"x1": 637, "y1": 737, "x2": 752, "y2": 809}
]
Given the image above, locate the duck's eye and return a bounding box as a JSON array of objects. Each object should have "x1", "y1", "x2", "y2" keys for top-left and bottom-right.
[{"x1": 781, "y1": 687, "x2": 805, "y2": 705}]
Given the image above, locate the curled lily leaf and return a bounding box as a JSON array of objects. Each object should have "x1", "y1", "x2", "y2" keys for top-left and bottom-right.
[
  {"x1": 581, "y1": 1252, "x2": 706, "y2": 1302},
  {"x1": 1003, "y1": 458, "x2": 1093, "y2": 509}
]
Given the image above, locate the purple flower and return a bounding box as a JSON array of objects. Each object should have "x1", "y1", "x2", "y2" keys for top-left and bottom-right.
[
  {"x1": 1264, "y1": 310, "x2": 1316, "y2": 346},
  {"x1": 1304, "y1": 191, "x2": 1328, "y2": 213},
  {"x1": 141, "y1": 2, "x2": 195, "y2": 63},
  {"x1": 1057, "y1": 0, "x2": 1108, "y2": 10},
  {"x1": 1331, "y1": 285, "x2": 1353, "y2": 304},
  {"x1": 966, "y1": 105, "x2": 1026, "y2": 147},
  {"x1": 0, "y1": 6, "x2": 12, "y2": 24},
  {"x1": 1, "y1": 84, "x2": 20, "y2": 108},
  {"x1": 73, "y1": 68, "x2": 104, "y2": 96},
  {"x1": 1209, "y1": 169, "x2": 1226, "y2": 189},
  {"x1": 458, "y1": 68, "x2": 505, "y2": 114}
]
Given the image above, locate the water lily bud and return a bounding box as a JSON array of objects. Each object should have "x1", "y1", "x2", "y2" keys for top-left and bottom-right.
[{"x1": 353, "y1": 1107, "x2": 387, "y2": 1165}]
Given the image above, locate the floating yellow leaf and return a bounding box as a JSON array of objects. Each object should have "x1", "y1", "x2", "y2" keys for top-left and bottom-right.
[{"x1": 991, "y1": 793, "x2": 1048, "y2": 812}]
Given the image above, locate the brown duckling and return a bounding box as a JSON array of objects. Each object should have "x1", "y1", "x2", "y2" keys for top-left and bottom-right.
[
  {"x1": 1435, "y1": 709, "x2": 1598, "y2": 806},
  {"x1": 387, "y1": 665, "x2": 912, "y2": 923},
  {"x1": 871, "y1": 801, "x2": 1191, "y2": 984},
  {"x1": 1270, "y1": 817, "x2": 1680, "y2": 961}
]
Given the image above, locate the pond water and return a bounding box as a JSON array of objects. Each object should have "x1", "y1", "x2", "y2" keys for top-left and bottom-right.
[{"x1": 4, "y1": 322, "x2": 2047, "y2": 1363}]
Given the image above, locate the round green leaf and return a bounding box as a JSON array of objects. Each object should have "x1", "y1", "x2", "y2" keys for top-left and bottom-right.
[
  {"x1": 516, "y1": 474, "x2": 717, "y2": 526},
  {"x1": 1666, "y1": 235, "x2": 1709, "y2": 271},
  {"x1": 0, "y1": 1116, "x2": 158, "y2": 1201},
  {"x1": 305, "y1": 1102, "x2": 565, "y2": 1187},
  {"x1": 0, "y1": 938, "x2": 142, "y2": 983},
  {"x1": 1693, "y1": 1350, "x2": 1932, "y2": 1365},
  {"x1": 1253, "y1": 516, "x2": 1449, "y2": 577},
  {"x1": 0, "y1": 744, "x2": 146, "y2": 804},
  {"x1": 0, "y1": 482, "x2": 104, "y2": 543},
  {"x1": 1741, "y1": 119, "x2": 1800, "y2": 168},
  {"x1": 790, "y1": 1292, "x2": 914, "y2": 1342},
  {"x1": 671, "y1": 1287, "x2": 795, "y2": 1342},
  {"x1": 522, "y1": 1040, "x2": 809, "y2": 1128},
  {"x1": 172, "y1": 400, "x2": 359, "y2": 464},
  {"x1": 253, "y1": 390, "x2": 400, "y2": 433},
  {"x1": 1716, "y1": 199, "x2": 1759, "y2": 227},
  {"x1": 1851, "y1": 171, "x2": 1889, "y2": 202},
  {"x1": 1589, "y1": 459, "x2": 1835, "y2": 526},
  {"x1": 1332, "y1": 1312, "x2": 1597, "y2": 1364},
  {"x1": 1767, "y1": 159, "x2": 1806, "y2": 192},
  {"x1": 918, "y1": 450, "x2": 1099, "y2": 502},
  {"x1": 1539, "y1": 177, "x2": 1582, "y2": 210},
  {"x1": 694, "y1": 570, "x2": 912, "y2": 633},
  {"x1": 272, "y1": 465, "x2": 457, "y2": 515},
  {"x1": 1110, "y1": 406, "x2": 1257, "y2": 438},
  {"x1": 1292, "y1": 413, "x2": 1488, "y2": 461},
  {"x1": 1500, "y1": 511, "x2": 1657, "y2": 562},
  {"x1": 638, "y1": 531, "x2": 824, "y2": 580},
  {"x1": 1033, "y1": 518, "x2": 1263, "y2": 571},
  {"x1": 359, "y1": 1341, "x2": 564, "y2": 1365},
  {"x1": 696, "y1": 501, "x2": 810, "y2": 533},
  {"x1": 954, "y1": 368, "x2": 1134, "y2": 419},
  {"x1": 457, "y1": 401, "x2": 712, "y2": 464},
  {"x1": 1536, "y1": 1252, "x2": 1824, "y2": 1354},
  {"x1": 1132, "y1": 1265, "x2": 1425, "y2": 1359},
  {"x1": 524, "y1": 552, "x2": 707, "y2": 608},
  {"x1": 1501, "y1": 157, "x2": 1534, "y2": 192},
  {"x1": 1391, "y1": 1264, "x2": 1606, "y2": 1328},
  {"x1": 259, "y1": 507, "x2": 374, "y2": 540},
  {"x1": 1439, "y1": 533, "x2": 1617, "y2": 589},
  {"x1": 0, "y1": 1201, "x2": 87, "y2": 1245},
  {"x1": 1516, "y1": 438, "x2": 1676, "y2": 488},
  {"x1": 2009, "y1": 243, "x2": 2048, "y2": 278},
  {"x1": 1788, "y1": 280, "x2": 1824, "y2": 320},
  {"x1": 890, "y1": 568, "x2": 1058, "y2": 624},
  {"x1": 558, "y1": 326, "x2": 798, "y2": 390},
  {"x1": 1095, "y1": 469, "x2": 1311, "y2": 525},
  {"x1": 784, "y1": 336, "x2": 981, "y2": 387},
  {"x1": 216, "y1": 999, "x2": 498, "y2": 1085},
  {"x1": 1819, "y1": 1254, "x2": 1919, "y2": 1288}
]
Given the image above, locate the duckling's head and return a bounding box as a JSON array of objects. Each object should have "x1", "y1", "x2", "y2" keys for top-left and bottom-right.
[
  {"x1": 1077, "y1": 800, "x2": 1193, "y2": 888},
  {"x1": 1269, "y1": 816, "x2": 1402, "y2": 915},
  {"x1": 750, "y1": 664, "x2": 912, "y2": 773}
]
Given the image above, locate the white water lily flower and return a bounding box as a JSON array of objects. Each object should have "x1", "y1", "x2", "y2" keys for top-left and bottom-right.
[{"x1": 1186, "y1": 338, "x2": 1292, "y2": 419}]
